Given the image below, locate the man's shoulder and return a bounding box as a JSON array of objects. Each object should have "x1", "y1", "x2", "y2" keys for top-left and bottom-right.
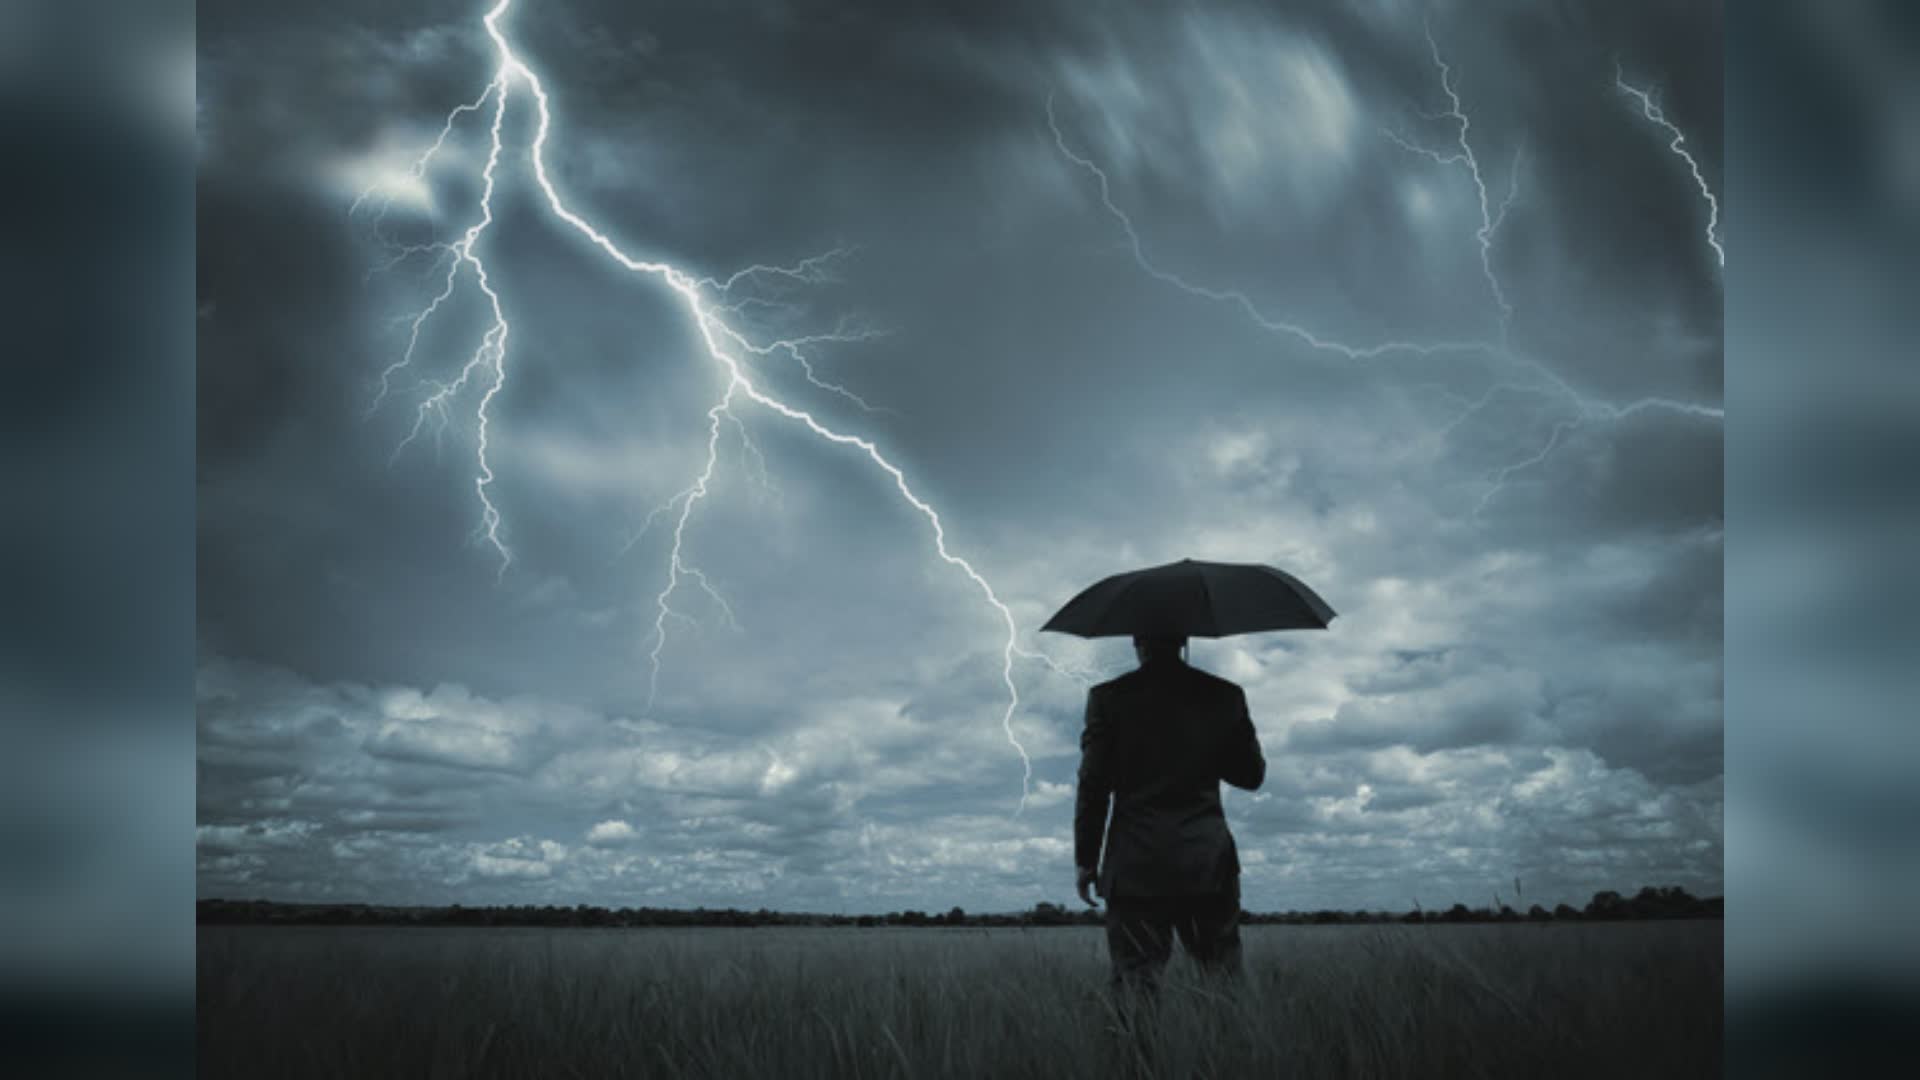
[
  {"x1": 1090, "y1": 667, "x2": 1160, "y2": 697},
  {"x1": 1093, "y1": 664, "x2": 1244, "y2": 696},
  {"x1": 1183, "y1": 665, "x2": 1244, "y2": 695}
]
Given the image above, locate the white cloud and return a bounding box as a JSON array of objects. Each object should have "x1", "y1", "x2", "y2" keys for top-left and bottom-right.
[
  {"x1": 197, "y1": 820, "x2": 321, "y2": 852},
  {"x1": 585, "y1": 819, "x2": 638, "y2": 845},
  {"x1": 465, "y1": 837, "x2": 568, "y2": 881},
  {"x1": 1024, "y1": 780, "x2": 1073, "y2": 809},
  {"x1": 329, "y1": 132, "x2": 443, "y2": 219}
]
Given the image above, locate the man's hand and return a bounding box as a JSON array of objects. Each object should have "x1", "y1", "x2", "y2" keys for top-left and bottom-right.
[{"x1": 1076, "y1": 865, "x2": 1100, "y2": 908}]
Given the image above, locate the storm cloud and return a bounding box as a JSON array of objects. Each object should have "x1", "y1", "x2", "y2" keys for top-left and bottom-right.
[{"x1": 196, "y1": 0, "x2": 1721, "y2": 912}]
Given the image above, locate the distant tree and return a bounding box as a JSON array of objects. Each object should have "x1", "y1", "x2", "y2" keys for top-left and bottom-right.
[
  {"x1": 946, "y1": 906, "x2": 966, "y2": 926},
  {"x1": 1029, "y1": 902, "x2": 1072, "y2": 926},
  {"x1": 1628, "y1": 885, "x2": 1703, "y2": 919},
  {"x1": 1443, "y1": 903, "x2": 1472, "y2": 924},
  {"x1": 1586, "y1": 890, "x2": 1627, "y2": 920},
  {"x1": 1553, "y1": 903, "x2": 1581, "y2": 921},
  {"x1": 1526, "y1": 904, "x2": 1551, "y2": 922}
]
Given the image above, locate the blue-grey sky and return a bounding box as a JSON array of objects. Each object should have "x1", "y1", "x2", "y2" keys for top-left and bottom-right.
[{"x1": 195, "y1": 0, "x2": 1722, "y2": 913}]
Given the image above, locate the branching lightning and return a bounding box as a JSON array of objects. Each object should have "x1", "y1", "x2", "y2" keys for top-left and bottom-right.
[
  {"x1": 1047, "y1": 23, "x2": 1724, "y2": 519},
  {"x1": 366, "y1": 71, "x2": 516, "y2": 575},
  {"x1": 1385, "y1": 25, "x2": 1523, "y2": 340},
  {"x1": 1409, "y1": 34, "x2": 1723, "y2": 512},
  {"x1": 358, "y1": 0, "x2": 1068, "y2": 810},
  {"x1": 647, "y1": 383, "x2": 738, "y2": 714},
  {"x1": 1616, "y1": 63, "x2": 1725, "y2": 268},
  {"x1": 1045, "y1": 96, "x2": 1496, "y2": 362}
]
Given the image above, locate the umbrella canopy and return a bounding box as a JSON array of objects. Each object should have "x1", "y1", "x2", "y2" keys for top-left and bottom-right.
[{"x1": 1040, "y1": 558, "x2": 1335, "y2": 639}]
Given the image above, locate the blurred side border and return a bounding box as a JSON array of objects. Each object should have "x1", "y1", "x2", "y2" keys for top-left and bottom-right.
[
  {"x1": 0, "y1": 0, "x2": 196, "y2": 1076},
  {"x1": 1727, "y1": 1, "x2": 1920, "y2": 1076}
]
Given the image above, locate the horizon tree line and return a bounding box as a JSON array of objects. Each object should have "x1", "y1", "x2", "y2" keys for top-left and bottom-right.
[{"x1": 199, "y1": 885, "x2": 1720, "y2": 928}]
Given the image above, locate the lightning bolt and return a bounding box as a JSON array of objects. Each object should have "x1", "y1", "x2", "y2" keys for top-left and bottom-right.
[
  {"x1": 1472, "y1": 417, "x2": 1575, "y2": 518},
  {"x1": 646, "y1": 383, "x2": 738, "y2": 714},
  {"x1": 1457, "y1": 50, "x2": 1724, "y2": 509},
  {"x1": 360, "y1": 0, "x2": 1063, "y2": 809},
  {"x1": 1616, "y1": 63, "x2": 1725, "y2": 268},
  {"x1": 365, "y1": 70, "x2": 516, "y2": 575},
  {"x1": 1384, "y1": 24, "x2": 1523, "y2": 341},
  {"x1": 1381, "y1": 22, "x2": 1573, "y2": 483},
  {"x1": 1045, "y1": 95, "x2": 1496, "y2": 362},
  {"x1": 1047, "y1": 22, "x2": 1724, "y2": 518}
]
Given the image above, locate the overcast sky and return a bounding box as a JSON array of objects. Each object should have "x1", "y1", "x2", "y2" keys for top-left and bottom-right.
[{"x1": 195, "y1": 0, "x2": 1722, "y2": 913}]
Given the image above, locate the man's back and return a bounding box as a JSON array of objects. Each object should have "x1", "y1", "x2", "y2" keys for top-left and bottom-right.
[{"x1": 1074, "y1": 657, "x2": 1266, "y2": 898}]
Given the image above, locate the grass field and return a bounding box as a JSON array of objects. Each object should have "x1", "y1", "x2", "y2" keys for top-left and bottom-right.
[{"x1": 198, "y1": 922, "x2": 1720, "y2": 1078}]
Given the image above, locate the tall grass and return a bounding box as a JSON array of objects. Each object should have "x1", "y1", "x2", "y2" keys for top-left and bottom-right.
[{"x1": 198, "y1": 922, "x2": 1719, "y2": 1078}]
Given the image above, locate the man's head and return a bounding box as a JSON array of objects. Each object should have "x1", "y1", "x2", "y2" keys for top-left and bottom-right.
[{"x1": 1133, "y1": 634, "x2": 1188, "y2": 666}]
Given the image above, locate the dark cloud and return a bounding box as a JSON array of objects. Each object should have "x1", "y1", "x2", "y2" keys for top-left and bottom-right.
[{"x1": 196, "y1": 0, "x2": 1721, "y2": 911}]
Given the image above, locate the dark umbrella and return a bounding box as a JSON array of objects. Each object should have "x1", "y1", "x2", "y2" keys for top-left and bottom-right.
[{"x1": 1040, "y1": 558, "x2": 1335, "y2": 639}]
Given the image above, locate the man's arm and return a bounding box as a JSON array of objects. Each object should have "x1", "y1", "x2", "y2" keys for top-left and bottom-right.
[
  {"x1": 1074, "y1": 687, "x2": 1114, "y2": 903},
  {"x1": 1220, "y1": 686, "x2": 1266, "y2": 791}
]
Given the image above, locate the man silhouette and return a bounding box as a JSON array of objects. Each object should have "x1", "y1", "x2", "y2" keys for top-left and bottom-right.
[{"x1": 1075, "y1": 634, "x2": 1266, "y2": 994}]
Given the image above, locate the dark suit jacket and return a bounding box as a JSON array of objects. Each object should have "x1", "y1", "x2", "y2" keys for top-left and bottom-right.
[{"x1": 1075, "y1": 658, "x2": 1265, "y2": 898}]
